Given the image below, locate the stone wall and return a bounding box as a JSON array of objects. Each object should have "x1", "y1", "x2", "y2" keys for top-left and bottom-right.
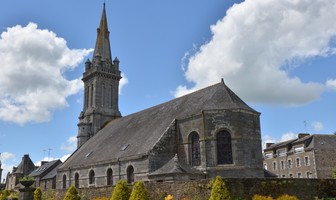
[{"x1": 48, "y1": 178, "x2": 336, "y2": 200}]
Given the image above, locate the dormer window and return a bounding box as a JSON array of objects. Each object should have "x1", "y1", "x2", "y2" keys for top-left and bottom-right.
[{"x1": 294, "y1": 146, "x2": 304, "y2": 153}]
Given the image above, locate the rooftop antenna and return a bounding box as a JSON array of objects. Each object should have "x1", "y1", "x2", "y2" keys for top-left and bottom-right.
[
  {"x1": 304, "y1": 120, "x2": 307, "y2": 133},
  {"x1": 48, "y1": 148, "x2": 52, "y2": 161}
]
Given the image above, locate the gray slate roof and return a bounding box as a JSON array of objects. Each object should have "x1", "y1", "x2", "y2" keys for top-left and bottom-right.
[
  {"x1": 59, "y1": 81, "x2": 257, "y2": 170},
  {"x1": 29, "y1": 160, "x2": 62, "y2": 177}
]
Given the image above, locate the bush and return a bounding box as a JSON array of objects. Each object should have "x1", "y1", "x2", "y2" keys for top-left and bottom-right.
[
  {"x1": 165, "y1": 194, "x2": 173, "y2": 200},
  {"x1": 129, "y1": 181, "x2": 149, "y2": 200},
  {"x1": 34, "y1": 187, "x2": 42, "y2": 200},
  {"x1": 276, "y1": 194, "x2": 298, "y2": 200},
  {"x1": 92, "y1": 197, "x2": 109, "y2": 200},
  {"x1": 252, "y1": 194, "x2": 273, "y2": 200},
  {"x1": 64, "y1": 185, "x2": 80, "y2": 200},
  {"x1": 111, "y1": 179, "x2": 130, "y2": 200},
  {"x1": 209, "y1": 176, "x2": 231, "y2": 200}
]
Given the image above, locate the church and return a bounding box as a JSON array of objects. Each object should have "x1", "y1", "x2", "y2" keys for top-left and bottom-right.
[{"x1": 56, "y1": 4, "x2": 264, "y2": 189}]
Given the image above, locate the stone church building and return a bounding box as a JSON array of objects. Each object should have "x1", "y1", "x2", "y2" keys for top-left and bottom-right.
[{"x1": 56, "y1": 4, "x2": 264, "y2": 189}]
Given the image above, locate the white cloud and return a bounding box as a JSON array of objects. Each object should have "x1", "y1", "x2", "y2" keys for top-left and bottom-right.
[
  {"x1": 312, "y1": 121, "x2": 324, "y2": 132},
  {"x1": 326, "y1": 79, "x2": 336, "y2": 91},
  {"x1": 60, "y1": 135, "x2": 77, "y2": 152},
  {"x1": 0, "y1": 23, "x2": 92, "y2": 125},
  {"x1": 60, "y1": 154, "x2": 71, "y2": 162},
  {"x1": 280, "y1": 131, "x2": 297, "y2": 142},
  {"x1": 175, "y1": 0, "x2": 336, "y2": 105},
  {"x1": 119, "y1": 73, "x2": 128, "y2": 94},
  {"x1": 0, "y1": 152, "x2": 15, "y2": 161}
]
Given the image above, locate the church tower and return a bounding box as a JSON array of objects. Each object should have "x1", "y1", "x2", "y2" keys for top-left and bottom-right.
[{"x1": 77, "y1": 3, "x2": 122, "y2": 148}]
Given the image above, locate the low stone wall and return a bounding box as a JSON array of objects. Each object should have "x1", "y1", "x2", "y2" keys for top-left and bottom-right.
[{"x1": 48, "y1": 178, "x2": 336, "y2": 200}]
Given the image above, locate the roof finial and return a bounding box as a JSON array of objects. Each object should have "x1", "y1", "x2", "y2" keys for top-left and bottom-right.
[{"x1": 221, "y1": 78, "x2": 225, "y2": 84}]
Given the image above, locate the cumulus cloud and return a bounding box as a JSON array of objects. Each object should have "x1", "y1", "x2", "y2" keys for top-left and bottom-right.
[
  {"x1": 326, "y1": 79, "x2": 336, "y2": 91},
  {"x1": 60, "y1": 135, "x2": 77, "y2": 152},
  {"x1": 262, "y1": 134, "x2": 276, "y2": 149},
  {"x1": 0, "y1": 23, "x2": 92, "y2": 125},
  {"x1": 280, "y1": 131, "x2": 297, "y2": 142},
  {"x1": 0, "y1": 152, "x2": 15, "y2": 162},
  {"x1": 176, "y1": 0, "x2": 336, "y2": 105},
  {"x1": 119, "y1": 72, "x2": 128, "y2": 94},
  {"x1": 312, "y1": 121, "x2": 324, "y2": 132}
]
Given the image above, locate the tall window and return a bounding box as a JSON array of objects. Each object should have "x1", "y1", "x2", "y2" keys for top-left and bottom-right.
[
  {"x1": 107, "y1": 168, "x2": 113, "y2": 186},
  {"x1": 62, "y1": 174, "x2": 66, "y2": 189},
  {"x1": 74, "y1": 173, "x2": 79, "y2": 188},
  {"x1": 281, "y1": 161, "x2": 284, "y2": 170},
  {"x1": 89, "y1": 170, "x2": 95, "y2": 185},
  {"x1": 127, "y1": 165, "x2": 134, "y2": 184},
  {"x1": 305, "y1": 156, "x2": 310, "y2": 166},
  {"x1": 288, "y1": 159, "x2": 292, "y2": 169},
  {"x1": 273, "y1": 162, "x2": 277, "y2": 171},
  {"x1": 216, "y1": 130, "x2": 233, "y2": 164},
  {"x1": 190, "y1": 132, "x2": 201, "y2": 166},
  {"x1": 296, "y1": 158, "x2": 300, "y2": 167}
]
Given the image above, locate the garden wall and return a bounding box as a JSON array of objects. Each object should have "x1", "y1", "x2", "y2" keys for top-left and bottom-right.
[{"x1": 48, "y1": 178, "x2": 336, "y2": 200}]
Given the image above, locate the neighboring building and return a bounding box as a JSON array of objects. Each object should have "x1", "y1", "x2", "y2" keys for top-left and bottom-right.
[
  {"x1": 263, "y1": 134, "x2": 336, "y2": 179},
  {"x1": 56, "y1": 3, "x2": 264, "y2": 189},
  {"x1": 5, "y1": 154, "x2": 36, "y2": 190},
  {"x1": 29, "y1": 160, "x2": 62, "y2": 190}
]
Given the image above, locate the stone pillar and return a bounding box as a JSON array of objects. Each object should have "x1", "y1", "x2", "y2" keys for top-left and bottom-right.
[{"x1": 19, "y1": 187, "x2": 35, "y2": 200}]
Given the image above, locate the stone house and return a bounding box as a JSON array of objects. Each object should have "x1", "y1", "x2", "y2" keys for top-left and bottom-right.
[
  {"x1": 56, "y1": 4, "x2": 264, "y2": 189},
  {"x1": 29, "y1": 160, "x2": 62, "y2": 190},
  {"x1": 5, "y1": 154, "x2": 36, "y2": 190},
  {"x1": 263, "y1": 133, "x2": 336, "y2": 178}
]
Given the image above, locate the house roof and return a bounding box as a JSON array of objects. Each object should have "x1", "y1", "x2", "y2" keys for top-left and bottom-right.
[
  {"x1": 59, "y1": 81, "x2": 258, "y2": 170},
  {"x1": 29, "y1": 160, "x2": 62, "y2": 177},
  {"x1": 41, "y1": 162, "x2": 63, "y2": 180},
  {"x1": 13, "y1": 154, "x2": 35, "y2": 175}
]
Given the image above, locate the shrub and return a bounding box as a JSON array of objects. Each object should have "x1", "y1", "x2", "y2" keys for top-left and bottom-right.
[
  {"x1": 34, "y1": 187, "x2": 42, "y2": 200},
  {"x1": 165, "y1": 194, "x2": 173, "y2": 200},
  {"x1": 111, "y1": 179, "x2": 130, "y2": 200},
  {"x1": 252, "y1": 194, "x2": 273, "y2": 200},
  {"x1": 64, "y1": 185, "x2": 80, "y2": 200},
  {"x1": 92, "y1": 197, "x2": 109, "y2": 200},
  {"x1": 129, "y1": 181, "x2": 149, "y2": 200},
  {"x1": 332, "y1": 167, "x2": 336, "y2": 179},
  {"x1": 209, "y1": 176, "x2": 231, "y2": 200},
  {"x1": 276, "y1": 194, "x2": 298, "y2": 200}
]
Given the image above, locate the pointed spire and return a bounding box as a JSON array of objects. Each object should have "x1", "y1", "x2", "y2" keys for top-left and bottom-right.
[{"x1": 93, "y1": 3, "x2": 112, "y2": 63}]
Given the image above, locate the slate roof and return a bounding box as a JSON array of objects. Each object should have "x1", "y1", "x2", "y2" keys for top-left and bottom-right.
[
  {"x1": 41, "y1": 162, "x2": 63, "y2": 180},
  {"x1": 59, "y1": 81, "x2": 258, "y2": 170},
  {"x1": 29, "y1": 160, "x2": 62, "y2": 177},
  {"x1": 264, "y1": 134, "x2": 336, "y2": 152}
]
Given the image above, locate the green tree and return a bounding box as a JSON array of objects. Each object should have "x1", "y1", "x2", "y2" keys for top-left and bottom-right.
[
  {"x1": 64, "y1": 185, "x2": 80, "y2": 200},
  {"x1": 34, "y1": 187, "x2": 42, "y2": 200},
  {"x1": 129, "y1": 181, "x2": 149, "y2": 200},
  {"x1": 110, "y1": 180, "x2": 130, "y2": 200},
  {"x1": 209, "y1": 176, "x2": 231, "y2": 200}
]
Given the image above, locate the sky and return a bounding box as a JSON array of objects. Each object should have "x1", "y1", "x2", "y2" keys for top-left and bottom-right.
[{"x1": 0, "y1": 0, "x2": 336, "y2": 181}]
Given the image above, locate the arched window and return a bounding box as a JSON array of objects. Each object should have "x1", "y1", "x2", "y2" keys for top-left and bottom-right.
[
  {"x1": 89, "y1": 170, "x2": 95, "y2": 185},
  {"x1": 217, "y1": 130, "x2": 233, "y2": 164},
  {"x1": 62, "y1": 174, "x2": 66, "y2": 189},
  {"x1": 74, "y1": 173, "x2": 79, "y2": 188},
  {"x1": 190, "y1": 132, "x2": 201, "y2": 166},
  {"x1": 107, "y1": 168, "x2": 113, "y2": 186},
  {"x1": 127, "y1": 165, "x2": 134, "y2": 184}
]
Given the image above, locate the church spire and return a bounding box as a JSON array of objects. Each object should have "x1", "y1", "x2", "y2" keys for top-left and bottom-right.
[
  {"x1": 93, "y1": 3, "x2": 112, "y2": 63},
  {"x1": 77, "y1": 3, "x2": 122, "y2": 148}
]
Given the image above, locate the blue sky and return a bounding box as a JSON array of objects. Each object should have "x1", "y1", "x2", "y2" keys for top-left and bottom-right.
[{"x1": 1, "y1": 0, "x2": 336, "y2": 180}]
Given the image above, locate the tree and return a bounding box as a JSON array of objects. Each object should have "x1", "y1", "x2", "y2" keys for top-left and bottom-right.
[
  {"x1": 110, "y1": 180, "x2": 130, "y2": 200},
  {"x1": 34, "y1": 187, "x2": 42, "y2": 200},
  {"x1": 129, "y1": 181, "x2": 149, "y2": 200},
  {"x1": 64, "y1": 185, "x2": 80, "y2": 200},
  {"x1": 209, "y1": 176, "x2": 231, "y2": 200}
]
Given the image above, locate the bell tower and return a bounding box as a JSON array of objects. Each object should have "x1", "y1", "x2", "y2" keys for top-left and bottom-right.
[{"x1": 77, "y1": 3, "x2": 122, "y2": 148}]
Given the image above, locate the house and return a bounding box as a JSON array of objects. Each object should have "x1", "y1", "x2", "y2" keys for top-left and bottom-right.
[
  {"x1": 5, "y1": 154, "x2": 36, "y2": 190},
  {"x1": 263, "y1": 133, "x2": 336, "y2": 178},
  {"x1": 29, "y1": 160, "x2": 62, "y2": 190},
  {"x1": 56, "y1": 3, "x2": 264, "y2": 189}
]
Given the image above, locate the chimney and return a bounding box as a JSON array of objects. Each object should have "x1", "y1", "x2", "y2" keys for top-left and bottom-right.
[
  {"x1": 298, "y1": 133, "x2": 309, "y2": 139},
  {"x1": 266, "y1": 143, "x2": 274, "y2": 148}
]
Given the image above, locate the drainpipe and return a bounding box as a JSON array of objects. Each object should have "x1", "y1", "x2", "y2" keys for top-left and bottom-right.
[{"x1": 118, "y1": 158, "x2": 121, "y2": 180}]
